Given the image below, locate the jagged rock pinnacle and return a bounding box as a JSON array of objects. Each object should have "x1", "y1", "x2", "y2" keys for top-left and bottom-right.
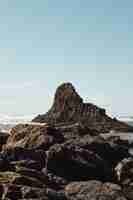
[
  {"x1": 52, "y1": 82, "x2": 83, "y2": 112},
  {"x1": 33, "y1": 83, "x2": 133, "y2": 132}
]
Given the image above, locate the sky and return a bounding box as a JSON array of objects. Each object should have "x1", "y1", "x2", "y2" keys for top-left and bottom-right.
[{"x1": 0, "y1": 0, "x2": 133, "y2": 119}]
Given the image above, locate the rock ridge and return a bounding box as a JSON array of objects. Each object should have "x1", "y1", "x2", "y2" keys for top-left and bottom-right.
[{"x1": 33, "y1": 82, "x2": 133, "y2": 133}]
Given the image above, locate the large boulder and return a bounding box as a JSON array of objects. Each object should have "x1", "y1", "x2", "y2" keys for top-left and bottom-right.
[
  {"x1": 115, "y1": 157, "x2": 133, "y2": 185},
  {"x1": 62, "y1": 134, "x2": 130, "y2": 168},
  {"x1": 65, "y1": 180, "x2": 126, "y2": 200},
  {"x1": 46, "y1": 143, "x2": 113, "y2": 182},
  {"x1": 33, "y1": 82, "x2": 133, "y2": 133},
  {"x1": 82, "y1": 137, "x2": 130, "y2": 166}
]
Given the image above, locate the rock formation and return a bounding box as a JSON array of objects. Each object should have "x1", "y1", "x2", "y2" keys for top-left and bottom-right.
[
  {"x1": 4, "y1": 124, "x2": 64, "y2": 150},
  {"x1": 65, "y1": 181, "x2": 126, "y2": 200},
  {"x1": 0, "y1": 83, "x2": 133, "y2": 199},
  {"x1": 33, "y1": 82, "x2": 133, "y2": 132}
]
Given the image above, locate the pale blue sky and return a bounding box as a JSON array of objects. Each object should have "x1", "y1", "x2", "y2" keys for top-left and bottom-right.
[{"x1": 0, "y1": 0, "x2": 133, "y2": 117}]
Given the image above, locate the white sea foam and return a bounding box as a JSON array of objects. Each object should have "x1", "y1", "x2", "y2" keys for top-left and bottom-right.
[{"x1": 0, "y1": 114, "x2": 35, "y2": 125}]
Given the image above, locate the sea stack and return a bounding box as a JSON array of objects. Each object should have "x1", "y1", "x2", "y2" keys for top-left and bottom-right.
[{"x1": 33, "y1": 82, "x2": 133, "y2": 133}]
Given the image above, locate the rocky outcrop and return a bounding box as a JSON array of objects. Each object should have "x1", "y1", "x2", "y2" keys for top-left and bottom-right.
[
  {"x1": 33, "y1": 83, "x2": 133, "y2": 132},
  {"x1": 3, "y1": 123, "x2": 64, "y2": 150},
  {"x1": 65, "y1": 180, "x2": 126, "y2": 200},
  {"x1": 1, "y1": 120, "x2": 133, "y2": 199},
  {"x1": 1, "y1": 83, "x2": 133, "y2": 199},
  {"x1": 46, "y1": 143, "x2": 113, "y2": 182}
]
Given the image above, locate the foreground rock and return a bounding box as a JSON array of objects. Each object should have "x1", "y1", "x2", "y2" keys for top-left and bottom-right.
[
  {"x1": 3, "y1": 124, "x2": 64, "y2": 150},
  {"x1": 1, "y1": 147, "x2": 46, "y2": 170},
  {"x1": 46, "y1": 143, "x2": 113, "y2": 182},
  {"x1": 1, "y1": 184, "x2": 48, "y2": 200},
  {"x1": 65, "y1": 180, "x2": 126, "y2": 200},
  {"x1": 0, "y1": 83, "x2": 133, "y2": 199},
  {"x1": 33, "y1": 83, "x2": 133, "y2": 133},
  {"x1": 1, "y1": 122, "x2": 133, "y2": 199},
  {"x1": 115, "y1": 157, "x2": 133, "y2": 185},
  {"x1": 0, "y1": 171, "x2": 45, "y2": 187}
]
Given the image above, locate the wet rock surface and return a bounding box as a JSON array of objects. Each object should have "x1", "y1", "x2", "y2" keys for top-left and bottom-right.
[{"x1": 0, "y1": 83, "x2": 133, "y2": 199}]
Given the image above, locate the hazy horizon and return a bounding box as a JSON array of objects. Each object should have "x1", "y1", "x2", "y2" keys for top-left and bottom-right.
[{"x1": 0, "y1": 0, "x2": 133, "y2": 117}]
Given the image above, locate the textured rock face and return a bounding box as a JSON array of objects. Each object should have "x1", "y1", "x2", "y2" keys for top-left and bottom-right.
[
  {"x1": 2, "y1": 122, "x2": 132, "y2": 199},
  {"x1": 46, "y1": 143, "x2": 113, "y2": 182},
  {"x1": 1, "y1": 184, "x2": 48, "y2": 200},
  {"x1": 115, "y1": 157, "x2": 133, "y2": 185},
  {"x1": 33, "y1": 82, "x2": 133, "y2": 132},
  {"x1": 1, "y1": 83, "x2": 133, "y2": 199},
  {"x1": 3, "y1": 124, "x2": 64, "y2": 150},
  {"x1": 65, "y1": 180, "x2": 126, "y2": 200}
]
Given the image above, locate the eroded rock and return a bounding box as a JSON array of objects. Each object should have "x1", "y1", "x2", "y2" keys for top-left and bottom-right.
[
  {"x1": 115, "y1": 157, "x2": 133, "y2": 185},
  {"x1": 46, "y1": 143, "x2": 113, "y2": 182},
  {"x1": 0, "y1": 171, "x2": 44, "y2": 188},
  {"x1": 65, "y1": 180, "x2": 126, "y2": 200},
  {"x1": 0, "y1": 82, "x2": 132, "y2": 199},
  {"x1": 0, "y1": 147, "x2": 46, "y2": 169},
  {"x1": 33, "y1": 83, "x2": 133, "y2": 133},
  {"x1": 4, "y1": 124, "x2": 64, "y2": 151}
]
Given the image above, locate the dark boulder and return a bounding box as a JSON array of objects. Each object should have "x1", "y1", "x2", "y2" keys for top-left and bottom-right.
[
  {"x1": 62, "y1": 134, "x2": 130, "y2": 168},
  {"x1": 83, "y1": 139, "x2": 130, "y2": 167},
  {"x1": 0, "y1": 147, "x2": 46, "y2": 169},
  {"x1": 115, "y1": 157, "x2": 133, "y2": 185},
  {"x1": 46, "y1": 143, "x2": 113, "y2": 182}
]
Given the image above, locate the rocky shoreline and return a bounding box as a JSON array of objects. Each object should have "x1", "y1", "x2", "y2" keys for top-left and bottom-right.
[{"x1": 0, "y1": 83, "x2": 133, "y2": 199}]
